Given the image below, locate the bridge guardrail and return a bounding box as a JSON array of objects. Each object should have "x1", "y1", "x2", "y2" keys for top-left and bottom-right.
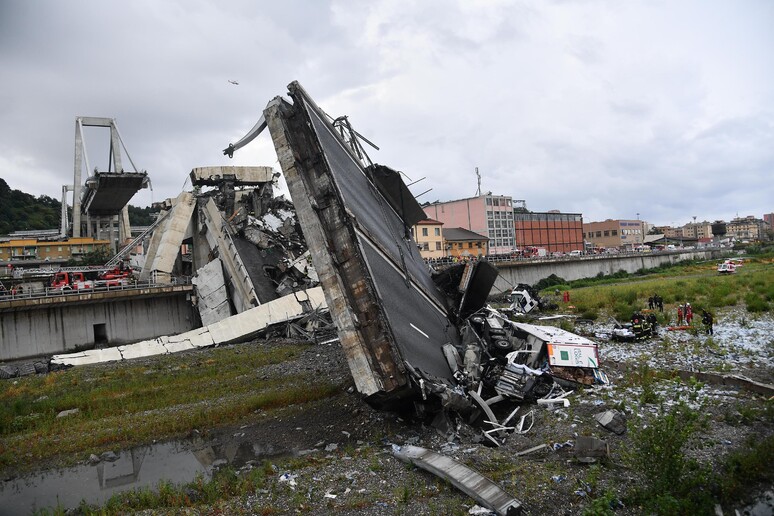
[{"x1": 0, "y1": 279, "x2": 191, "y2": 303}]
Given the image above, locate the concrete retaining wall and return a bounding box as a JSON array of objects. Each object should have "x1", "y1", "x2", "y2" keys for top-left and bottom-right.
[
  {"x1": 492, "y1": 250, "x2": 724, "y2": 295},
  {"x1": 0, "y1": 291, "x2": 198, "y2": 361}
]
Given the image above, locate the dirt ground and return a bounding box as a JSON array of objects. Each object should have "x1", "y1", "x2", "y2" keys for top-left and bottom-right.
[
  {"x1": 136, "y1": 316, "x2": 773, "y2": 516},
  {"x1": 6, "y1": 309, "x2": 773, "y2": 515}
]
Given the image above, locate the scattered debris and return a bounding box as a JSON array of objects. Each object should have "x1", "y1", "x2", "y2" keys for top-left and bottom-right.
[
  {"x1": 393, "y1": 444, "x2": 522, "y2": 515},
  {"x1": 574, "y1": 436, "x2": 609, "y2": 464},
  {"x1": 594, "y1": 410, "x2": 628, "y2": 435},
  {"x1": 56, "y1": 408, "x2": 80, "y2": 418},
  {"x1": 514, "y1": 444, "x2": 548, "y2": 457},
  {"x1": 278, "y1": 472, "x2": 298, "y2": 488}
]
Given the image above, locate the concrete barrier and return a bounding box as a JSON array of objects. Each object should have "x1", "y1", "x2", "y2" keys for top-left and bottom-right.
[
  {"x1": 0, "y1": 287, "x2": 198, "y2": 361},
  {"x1": 491, "y1": 250, "x2": 724, "y2": 295}
]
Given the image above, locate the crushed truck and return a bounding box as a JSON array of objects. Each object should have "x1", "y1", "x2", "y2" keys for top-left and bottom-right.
[{"x1": 508, "y1": 283, "x2": 558, "y2": 315}]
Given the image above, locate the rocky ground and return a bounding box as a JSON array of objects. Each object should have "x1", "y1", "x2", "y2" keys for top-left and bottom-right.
[
  {"x1": 137, "y1": 307, "x2": 773, "y2": 515},
  {"x1": 7, "y1": 307, "x2": 774, "y2": 515}
]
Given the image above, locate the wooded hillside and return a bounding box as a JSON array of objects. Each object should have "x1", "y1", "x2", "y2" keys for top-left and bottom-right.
[{"x1": 0, "y1": 178, "x2": 157, "y2": 235}]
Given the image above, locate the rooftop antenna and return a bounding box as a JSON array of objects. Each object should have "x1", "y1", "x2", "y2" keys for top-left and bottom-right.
[{"x1": 475, "y1": 167, "x2": 481, "y2": 196}]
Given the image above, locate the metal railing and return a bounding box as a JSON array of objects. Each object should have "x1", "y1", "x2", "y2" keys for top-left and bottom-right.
[{"x1": 0, "y1": 279, "x2": 191, "y2": 303}]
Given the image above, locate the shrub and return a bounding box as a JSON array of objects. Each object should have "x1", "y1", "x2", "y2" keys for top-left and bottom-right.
[
  {"x1": 623, "y1": 402, "x2": 714, "y2": 514},
  {"x1": 534, "y1": 274, "x2": 567, "y2": 291}
]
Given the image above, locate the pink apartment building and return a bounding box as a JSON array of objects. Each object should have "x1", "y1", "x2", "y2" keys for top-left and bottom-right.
[{"x1": 423, "y1": 194, "x2": 515, "y2": 255}]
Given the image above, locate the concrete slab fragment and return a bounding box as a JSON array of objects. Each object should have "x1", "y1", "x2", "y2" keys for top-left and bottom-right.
[
  {"x1": 140, "y1": 192, "x2": 196, "y2": 282},
  {"x1": 207, "y1": 287, "x2": 326, "y2": 345},
  {"x1": 393, "y1": 444, "x2": 521, "y2": 515},
  {"x1": 119, "y1": 340, "x2": 168, "y2": 360},
  {"x1": 190, "y1": 166, "x2": 275, "y2": 186},
  {"x1": 264, "y1": 83, "x2": 458, "y2": 404},
  {"x1": 162, "y1": 339, "x2": 197, "y2": 354},
  {"x1": 192, "y1": 258, "x2": 232, "y2": 325},
  {"x1": 200, "y1": 197, "x2": 259, "y2": 313},
  {"x1": 51, "y1": 348, "x2": 123, "y2": 367}
]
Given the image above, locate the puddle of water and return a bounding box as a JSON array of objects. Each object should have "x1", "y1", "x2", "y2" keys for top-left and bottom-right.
[{"x1": 0, "y1": 439, "x2": 291, "y2": 515}]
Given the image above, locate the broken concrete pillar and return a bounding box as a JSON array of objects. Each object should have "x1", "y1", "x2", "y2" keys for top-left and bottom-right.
[{"x1": 140, "y1": 192, "x2": 196, "y2": 283}]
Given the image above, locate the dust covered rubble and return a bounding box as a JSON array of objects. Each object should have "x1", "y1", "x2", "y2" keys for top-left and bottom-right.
[{"x1": 592, "y1": 307, "x2": 774, "y2": 382}]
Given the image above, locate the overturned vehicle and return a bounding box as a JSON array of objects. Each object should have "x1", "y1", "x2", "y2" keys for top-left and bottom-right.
[{"x1": 228, "y1": 81, "x2": 608, "y2": 444}]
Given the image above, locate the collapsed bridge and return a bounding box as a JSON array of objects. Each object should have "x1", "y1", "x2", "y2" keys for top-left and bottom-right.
[{"x1": 225, "y1": 82, "x2": 609, "y2": 434}]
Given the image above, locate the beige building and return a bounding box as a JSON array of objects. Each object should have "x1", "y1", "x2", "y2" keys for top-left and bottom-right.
[
  {"x1": 583, "y1": 219, "x2": 644, "y2": 249},
  {"x1": 411, "y1": 219, "x2": 445, "y2": 259},
  {"x1": 727, "y1": 216, "x2": 765, "y2": 241},
  {"x1": 680, "y1": 221, "x2": 714, "y2": 239},
  {"x1": 652, "y1": 226, "x2": 680, "y2": 238}
]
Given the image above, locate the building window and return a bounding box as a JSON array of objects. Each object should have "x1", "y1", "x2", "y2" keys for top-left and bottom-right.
[
  {"x1": 434, "y1": 228, "x2": 440, "y2": 236},
  {"x1": 486, "y1": 197, "x2": 492, "y2": 205},
  {"x1": 422, "y1": 228, "x2": 428, "y2": 237},
  {"x1": 435, "y1": 242, "x2": 442, "y2": 251},
  {"x1": 493, "y1": 198, "x2": 500, "y2": 207},
  {"x1": 604, "y1": 230, "x2": 609, "y2": 237},
  {"x1": 422, "y1": 242, "x2": 429, "y2": 251},
  {"x1": 595, "y1": 231, "x2": 602, "y2": 237},
  {"x1": 611, "y1": 230, "x2": 617, "y2": 236}
]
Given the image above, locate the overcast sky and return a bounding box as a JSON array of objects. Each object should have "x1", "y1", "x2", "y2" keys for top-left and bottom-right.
[{"x1": 1, "y1": 0, "x2": 772, "y2": 227}]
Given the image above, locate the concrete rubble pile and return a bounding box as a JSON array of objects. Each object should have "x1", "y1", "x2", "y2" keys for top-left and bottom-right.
[
  {"x1": 139, "y1": 165, "x2": 323, "y2": 326},
  {"x1": 219, "y1": 81, "x2": 612, "y2": 450},
  {"x1": 49, "y1": 166, "x2": 331, "y2": 369}
]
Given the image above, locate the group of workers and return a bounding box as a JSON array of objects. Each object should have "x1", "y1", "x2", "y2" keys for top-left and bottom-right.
[
  {"x1": 633, "y1": 293, "x2": 715, "y2": 337},
  {"x1": 677, "y1": 303, "x2": 693, "y2": 325},
  {"x1": 647, "y1": 294, "x2": 664, "y2": 312}
]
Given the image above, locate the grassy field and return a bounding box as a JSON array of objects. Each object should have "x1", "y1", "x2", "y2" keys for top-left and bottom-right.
[
  {"x1": 0, "y1": 343, "x2": 341, "y2": 473},
  {"x1": 542, "y1": 255, "x2": 774, "y2": 322}
]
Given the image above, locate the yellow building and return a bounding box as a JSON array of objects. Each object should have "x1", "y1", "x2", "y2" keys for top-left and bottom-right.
[
  {"x1": 583, "y1": 219, "x2": 644, "y2": 250},
  {"x1": 411, "y1": 219, "x2": 445, "y2": 259},
  {"x1": 0, "y1": 237, "x2": 111, "y2": 262},
  {"x1": 443, "y1": 228, "x2": 489, "y2": 258}
]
